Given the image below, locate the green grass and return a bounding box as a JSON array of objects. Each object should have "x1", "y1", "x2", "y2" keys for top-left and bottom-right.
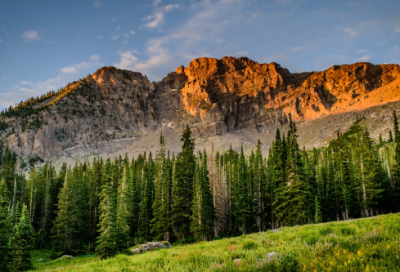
[{"x1": 31, "y1": 213, "x2": 400, "y2": 271}]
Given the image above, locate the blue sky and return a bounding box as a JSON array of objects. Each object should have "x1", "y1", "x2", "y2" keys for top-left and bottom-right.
[{"x1": 0, "y1": 0, "x2": 399, "y2": 109}]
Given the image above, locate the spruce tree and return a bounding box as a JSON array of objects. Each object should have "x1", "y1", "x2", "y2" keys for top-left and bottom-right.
[
  {"x1": 151, "y1": 133, "x2": 172, "y2": 241},
  {"x1": 96, "y1": 182, "x2": 117, "y2": 259},
  {"x1": 9, "y1": 204, "x2": 35, "y2": 272},
  {"x1": 314, "y1": 196, "x2": 321, "y2": 224},
  {"x1": 199, "y1": 151, "x2": 215, "y2": 240},
  {"x1": 236, "y1": 144, "x2": 251, "y2": 234},
  {"x1": 284, "y1": 117, "x2": 308, "y2": 226},
  {"x1": 0, "y1": 179, "x2": 11, "y2": 272},
  {"x1": 172, "y1": 125, "x2": 195, "y2": 240},
  {"x1": 116, "y1": 165, "x2": 132, "y2": 251},
  {"x1": 138, "y1": 154, "x2": 154, "y2": 242}
]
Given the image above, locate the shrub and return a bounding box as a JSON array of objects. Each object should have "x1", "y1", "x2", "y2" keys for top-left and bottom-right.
[{"x1": 242, "y1": 240, "x2": 258, "y2": 250}]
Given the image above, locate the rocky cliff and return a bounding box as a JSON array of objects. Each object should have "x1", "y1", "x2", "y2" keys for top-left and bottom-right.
[
  {"x1": 174, "y1": 56, "x2": 400, "y2": 137},
  {"x1": 1, "y1": 57, "x2": 400, "y2": 167}
]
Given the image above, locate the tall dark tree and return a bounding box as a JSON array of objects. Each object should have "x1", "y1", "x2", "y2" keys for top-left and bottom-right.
[
  {"x1": 0, "y1": 179, "x2": 11, "y2": 272},
  {"x1": 9, "y1": 205, "x2": 35, "y2": 272},
  {"x1": 96, "y1": 182, "x2": 117, "y2": 259},
  {"x1": 172, "y1": 125, "x2": 196, "y2": 240}
]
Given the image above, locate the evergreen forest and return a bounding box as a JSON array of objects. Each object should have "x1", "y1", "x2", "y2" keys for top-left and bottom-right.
[{"x1": 1, "y1": 113, "x2": 400, "y2": 271}]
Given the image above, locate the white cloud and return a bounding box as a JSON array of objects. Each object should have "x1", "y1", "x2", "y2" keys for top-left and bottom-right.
[
  {"x1": 111, "y1": 18, "x2": 118, "y2": 21},
  {"x1": 122, "y1": 41, "x2": 128, "y2": 45},
  {"x1": 61, "y1": 66, "x2": 77, "y2": 74},
  {"x1": 61, "y1": 55, "x2": 101, "y2": 74},
  {"x1": 96, "y1": 35, "x2": 103, "y2": 40},
  {"x1": 343, "y1": 28, "x2": 356, "y2": 37},
  {"x1": 394, "y1": 20, "x2": 400, "y2": 33},
  {"x1": 94, "y1": 0, "x2": 101, "y2": 9},
  {"x1": 90, "y1": 55, "x2": 100, "y2": 61},
  {"x1": 0, "y1": 39, "x2": 2, "y2": 43},
  {"x1": 114, "y1": 37, "x2": 176, "y2": 80},
  {"x1": 111, "y1": 35, "x2": 120, "y2": 40},
  {"x1": 116, "y1": 25, "x2": 120, "y2": 31},
  {"x1": 357, "y1": 49, "x2": 367, "y2": 54},
  {"x1": 22, "y1": 30, "x2": 40, "y2": 41},
  {"x1": 2, "y1": 55, "x2": 103, "y2": 109},
  {"x1": 153, "y1": 0, "x2": 162, "y2": 7},
  {"x1": 142, "y1": 3, "x2": 179, "y2": 29},
  {"x1": 124, "y1": 33, "x2": 129, "y2": 38},
  {"x1": 0, "y1": 76, "x2": 62, "y2": 108},
  {"x1": 355, "y1": 55, "x2": 373, "y2": 62},
  {"x1": 290, "y1": 46, "x2": 307, "y2": 52},
  {"x1": 130, "y1": 31, "x2": 135, "y2": 35},
  {"x1": 114, "y1": 51, "x2": 139, "y2": 69}
]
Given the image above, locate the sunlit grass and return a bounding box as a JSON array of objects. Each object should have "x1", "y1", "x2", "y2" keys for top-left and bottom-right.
[{"x1": 31, "y1": 213, "x2": 400, "y2": 271}]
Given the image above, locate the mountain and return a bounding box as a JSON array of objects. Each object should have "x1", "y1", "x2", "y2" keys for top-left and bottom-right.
[{"x1": 1, "y1": 57, "x2": 400, "y2": 169}]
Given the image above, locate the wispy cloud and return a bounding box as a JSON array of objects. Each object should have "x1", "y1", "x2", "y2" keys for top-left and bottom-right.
[
  {"x1": 111, "y1": 18, "x2": 118, "y2": 22},
  {"x1": 0, "y1": 76, "x2": 61, "y2": 108},
  {"x1": 343, "y1": 28, "x2": 357, "y2": 37},
  {"x1": 94, "y1": 0, "x2": 101, "y2": 9},
  {"x1": 355, "y1": 55, "x2": 373, "y2": 62},
  {"x1": 0, "y1": 54, "x2": 103, "y2": 108},
  {"x1": 22, "y1": 30, "x2": 40, "y2": 42},
  {"x1": 111, "y1": 35, "x2": 120, "y2": 40},
  {"x1": 357, "y1": 49, "x2": 367, "y2": 54},
  {"x1": 96, "y1": 35, "x2": 103, "y2": 40},
  {"x1": 130, "y1": 31, "x2": 135, "y2": 35},
  {"x1": 115, "y1": 25, "x2": 120, "y2": 31},
  {"x1": 61, "y1": 66, "x2": 77, "y2": 74},
  {"x1": 394, "y1": 19, "x2": 400, "y2": 33},
  {"x1": 141, "y1": 3, "x2": 179, "y2": 30},
  {"x1": 290, "y1": 46, "x2": 307, "y2": 52},
  {"x1": 0, "y1": 39, "x2": 2, "y2": 43},
  {"x1": 90, "y1": 55, "x2": 100, "y2": 61},
  {"x1": 61, "y1": 55, "x2": 102, "y2": 74},
  {"x1": 114, "y1": 37, "x2": 176, "y2": 80}
]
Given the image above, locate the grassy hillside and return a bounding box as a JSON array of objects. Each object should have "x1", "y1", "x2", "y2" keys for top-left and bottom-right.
[{"x1": 31, "y1": 213, "x2": 400, "y2": 272}]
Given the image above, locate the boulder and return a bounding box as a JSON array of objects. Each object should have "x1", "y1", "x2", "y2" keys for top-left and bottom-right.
[
  {"x1": 131, "y1": 241, "x2": 172, "y2": 254},
  {"x1": 60, "y1": 255, "x2": 74, "y2": 260}
]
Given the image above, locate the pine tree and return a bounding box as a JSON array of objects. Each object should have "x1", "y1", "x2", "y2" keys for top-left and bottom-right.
[
  {"x1": 199, "y1": 151, "x2": 215, "y2": 240},
  {"x1": 172, "y1": 125, "x2": 196, "y2": 240},
  {"x1": 138, "y1": 154, "x2": 154, "y2": 242},
  {"x1": 284, "y1": 117, "x2": 308, "y2": 226},
  {"x1": 116, "y1": 165, "x2": 132, "y2": 251},
  {"x1": 51, "y1": 166, "x2": 88, "y2": 254},
  {"x1": 190, "y1": 161, "x2": 201, "y2": 241},
  {"x1": 314, "y1": 196, "x2": 321, "y2": 224},
  {"x1": 151, "y1": 133, "x2": 172, "y2": 241},
  {"x1": 9, "y1": 205, "x2": 35, "y2": 272},
  {"x1": 392, "y1": 110, "x2": 400, "y2": 211},
  {"x1": 236, "y1": 144, "x2": 251, "y2": 234},
  {"x1": 96, "y1": 183, "x2": 117, "y2": 259},
  {"x1": 0, "y1": 179, "x2": 11, "y2": 272}
]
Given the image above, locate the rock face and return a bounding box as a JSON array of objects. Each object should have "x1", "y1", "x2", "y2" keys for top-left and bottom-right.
[
  {"x1": 175, "y1": 57, "x2": 400, "y2": 137},
  {"x1": 1, "y1": 57, "x2": 400, "y2": 165},
  {"x1": 2, "y1": 67, "x2": 158, "y2": 163}
]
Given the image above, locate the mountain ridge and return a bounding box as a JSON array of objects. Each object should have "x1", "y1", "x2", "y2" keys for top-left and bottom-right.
[{"x1": 1, "y1": 56, "x2": 400, "y2": 168}]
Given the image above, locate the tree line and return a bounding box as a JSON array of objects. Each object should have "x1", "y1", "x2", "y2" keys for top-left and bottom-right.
[{"x1": 1, "y1": 113, "x2": 400, "y2": 269}]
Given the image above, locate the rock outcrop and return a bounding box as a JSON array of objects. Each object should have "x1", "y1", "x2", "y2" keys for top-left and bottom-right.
[
  {"x1": 175, "y1": 57, "x2": 400, "y2": 137},
  {"x1": 131, "y1": 242, "x2": 172, "y2": 254},
  {"x1": 1, "y1": 57, "x2": 400, "y2": 166}
]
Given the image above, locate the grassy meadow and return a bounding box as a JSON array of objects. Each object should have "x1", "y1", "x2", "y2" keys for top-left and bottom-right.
[{"x1": 30, "y1": 213, "x2": 400, "y2": 272}]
